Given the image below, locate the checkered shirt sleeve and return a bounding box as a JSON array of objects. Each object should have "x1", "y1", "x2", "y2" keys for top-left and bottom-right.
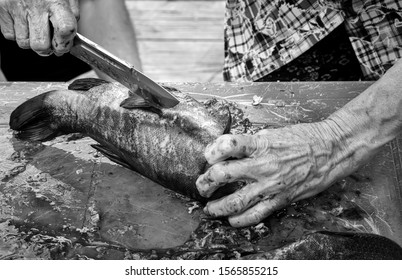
[
  {"x1": 224, "y1": 0, "x2": 402, "y2": 81},
  {"x1": 343, "y1": 0, "x2": 402, "y2": 80}
]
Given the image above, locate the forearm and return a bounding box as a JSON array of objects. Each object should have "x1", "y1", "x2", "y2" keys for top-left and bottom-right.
[
  {"x1": 320, "y1": 59, "x2": 402, "y2": 181},
  {"x1": 78, "y1": 0, "x2": 142, "y2": 79}
]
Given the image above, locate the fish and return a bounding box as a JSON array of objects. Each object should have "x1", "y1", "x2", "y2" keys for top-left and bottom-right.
[
  {"x1": 9, "y1": 78, "x2": 233, "y2": 202},
  {"x1": 242, "y1": 231, "x2": 402, "y2": 260}
]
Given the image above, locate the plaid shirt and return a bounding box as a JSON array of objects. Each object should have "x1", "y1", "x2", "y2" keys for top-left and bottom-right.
[{"x1": 223, "y1": 0, "x2": 402, "y2": 81}]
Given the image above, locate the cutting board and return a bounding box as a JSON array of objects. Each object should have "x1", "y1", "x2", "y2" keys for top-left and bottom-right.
[{"x1": 1, "y1": 81, "x2": 401, "y2": 259}]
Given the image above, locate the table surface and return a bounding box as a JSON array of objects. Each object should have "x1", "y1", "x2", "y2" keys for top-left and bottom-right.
[{"x1": 1, "y1": 81, "x2": 401, "y2": 259}]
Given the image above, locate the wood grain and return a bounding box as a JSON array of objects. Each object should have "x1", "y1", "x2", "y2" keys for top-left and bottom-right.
[{"x1": 126, "y1": 0, "x2": 225, "y2": 82}]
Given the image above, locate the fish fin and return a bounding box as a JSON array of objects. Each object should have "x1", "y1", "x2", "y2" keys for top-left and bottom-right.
[
  {"x1": 68, "y1": 78, "x2": 110, "y2": 91},
  {"x1": 9, "y1": 90, "x2": 64, "y2": 141},
  {"x1": 120, "y1": 94, "x2": 153, "y2": 109},
  {"x1": 120, "y1": 93, "x2": 162, "y2": 115},
  {"x1": 91, "y1": 144, "x2": 132, "y2": 170},
  {"x1": 121, "y1": 85, "x2": 177, "y2": 111}
]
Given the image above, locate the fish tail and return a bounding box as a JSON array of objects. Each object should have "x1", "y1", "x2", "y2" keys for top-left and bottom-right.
[{"x1": 9, "y1": 90, "x2": 65, "y2": 142}]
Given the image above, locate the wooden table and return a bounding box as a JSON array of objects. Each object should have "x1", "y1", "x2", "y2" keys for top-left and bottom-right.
[{"x1": 1, "y1": 81, "x2": 401, "y2": 259}]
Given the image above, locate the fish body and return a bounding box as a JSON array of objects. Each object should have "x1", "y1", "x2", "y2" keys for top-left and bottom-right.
[{"x1": 9, "y1": 78, "x2": 231, "y2": 201}]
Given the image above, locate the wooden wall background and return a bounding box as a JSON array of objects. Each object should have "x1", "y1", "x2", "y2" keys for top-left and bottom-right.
[{"x1": 126, "y1": 0, "x2": 225, "y2": 83}]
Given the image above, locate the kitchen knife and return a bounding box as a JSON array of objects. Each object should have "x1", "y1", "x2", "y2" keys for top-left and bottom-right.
[{"x1": 70, "y1": 33, "x2": 179, "y2": 108}]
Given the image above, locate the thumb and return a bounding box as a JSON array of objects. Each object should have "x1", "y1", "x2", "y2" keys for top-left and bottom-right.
[{"x1": 49, "y1": 2, "x2": 77, "y2": 55}]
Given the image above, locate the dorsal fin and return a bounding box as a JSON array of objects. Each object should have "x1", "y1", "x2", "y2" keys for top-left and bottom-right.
[{"x1": 68, "y1": 78, "x2": 110, "y2": 91}]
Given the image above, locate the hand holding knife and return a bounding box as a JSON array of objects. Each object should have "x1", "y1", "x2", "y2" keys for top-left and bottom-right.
[{"x1": 70, "y1": 33, "x2": 179, "y2": 109}]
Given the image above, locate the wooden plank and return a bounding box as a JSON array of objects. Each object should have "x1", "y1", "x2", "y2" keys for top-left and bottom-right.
[
  {"x1": 126, "y1": 0, "x2": 222, "y2": 1},
  {"x1": 126, "y1": 1, "x2": 225, "y2": 40},
  {"x1": 139, "y1": 41, "x2": 224, "y2": 82},
  {"x1": 2, "y1": 82, "x2": 402, "y2": 259},
  {"x1": 126, "y1": 0, "x2": 225, "y2": 82},
  {"x1": 161, "y1": 81, "x2": 374, "y2": 123}
]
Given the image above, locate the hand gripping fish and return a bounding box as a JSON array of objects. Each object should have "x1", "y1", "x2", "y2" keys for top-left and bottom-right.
[{"x1": 9, "y1": 78, "x2": 233, "y2": 202}]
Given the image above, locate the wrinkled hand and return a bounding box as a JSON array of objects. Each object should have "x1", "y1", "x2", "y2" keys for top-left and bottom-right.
[
  {"x1": 196, "y1": 121, "x2": 357, "y2": 227},
  {"x1": 0, "y1": 0, "x2": 79, "y2": 56}
]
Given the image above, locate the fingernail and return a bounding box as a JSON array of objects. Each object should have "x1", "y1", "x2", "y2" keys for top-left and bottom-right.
[
  {"x1": 37, "y1": 50, "x2": 53, "y2": 57},
  {"x1": 196, "y1": 175, "x2": 206, "y2": 190},
  {"x1": 53, "y1": 52, "x2": 65, "y2": 57}
]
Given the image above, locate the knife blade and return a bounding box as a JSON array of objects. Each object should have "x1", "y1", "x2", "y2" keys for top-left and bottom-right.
[{"x1": 70, "y1": 33, "x2": 179, "y2": 108}]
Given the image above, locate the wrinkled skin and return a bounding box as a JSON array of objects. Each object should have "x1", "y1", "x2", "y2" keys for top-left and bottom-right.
[
  {"x1": 0, "y1": 0, "x2": 79, "y2": 56},
  {"x1": 196, "y1": 121, "x2": 353, "y2": 227}
]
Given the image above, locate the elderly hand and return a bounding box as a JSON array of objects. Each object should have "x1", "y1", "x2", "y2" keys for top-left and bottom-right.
[
  {"x1": 196, "y1": 119, "x2": 371, "y2": 227},
  {"x1": 0, "y1": 0, "x2": 79, "y2": 56}
]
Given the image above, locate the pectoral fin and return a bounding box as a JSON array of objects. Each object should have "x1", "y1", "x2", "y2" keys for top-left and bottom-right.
[
  {"x1": 120, "y1": 93, "x2": 162, "y2": 115},
  {"x1": 91, "y1": 144, "x2": 132, "y2": 170},
  {"x1": 120, "y1": 94, "x2": 154, "y2": 109}
]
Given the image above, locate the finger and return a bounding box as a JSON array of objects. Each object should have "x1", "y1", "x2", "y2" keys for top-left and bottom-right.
[
  {"x1": 49, "y1": 3, "x2": 77, "y2": 55},
  {"x1": 228, "y1": 192, "x2": 288, "y2": 227},
  {"x1": 197, "y1": 153, "x2": 280, "y2": 198},
  {"x1": 205, "y1": 134, "x2": 258, "y2": 164},
  {"x1": 28, "y1": 12, "x2": 52, "y2": 56},
  {"x1": 0, "y1": 9, "x2": 15, "y2": 40},
  {"x1": 69, "y1": 0, "x2": 80, "y2": 20},
  {"x1": 196, "y1": 158, "x2": 256, "y2": 197},
  {"x1": 13, "y1": 11, "x2": 29, "y2": 49},
  {"x1": 204, "y1": 181, "x2": 278, "y2": 218}
]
